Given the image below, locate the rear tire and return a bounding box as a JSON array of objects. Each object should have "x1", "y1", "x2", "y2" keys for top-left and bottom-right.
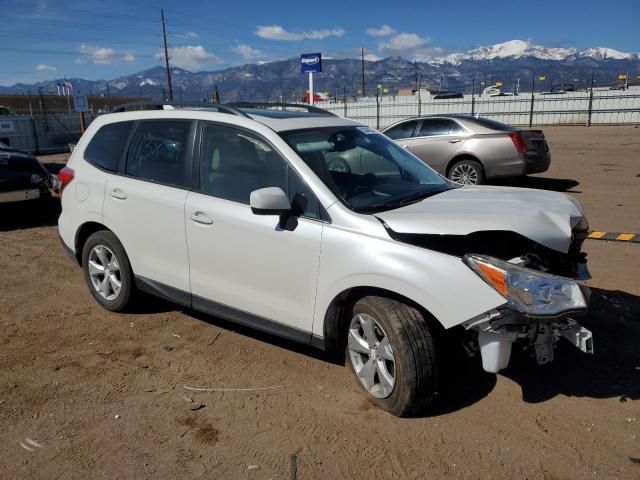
[
  {"x1": 82, "y1": 230, "x2": 134, "y2": 312},
  {"x1": 345, "y1": 296, "x2": 439, "y2": 417},
  {"x1": 447, "y1": 159, "x2": 484, "y2": 185}
]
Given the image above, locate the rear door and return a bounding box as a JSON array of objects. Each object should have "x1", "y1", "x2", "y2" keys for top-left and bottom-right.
[
  {"x1": 103, "y1": 119, "x2": 194, "y2": 294},
  {"x1": 184, "y1": 122, "x2": 323, "y2": 336},
  {"x1": 406, "y1": 118, "x2": 466, "y2": 174}
]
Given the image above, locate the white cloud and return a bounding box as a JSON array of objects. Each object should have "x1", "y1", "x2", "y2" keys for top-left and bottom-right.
[
  {"x1": 232, "y1": 44, "x2": 265, "y2": 60},
  {"x1": 256, "y1": 25, "x2": 345, "y2": 41},
  {"x1": 176, "y1": 31, "x2": 199, "y2": 39},
  {"x1": 74, "y1": 58, "x2": 87, "y2": 64},
  {"x1": 156, "y1": 45, "x2": 220, "y2": 70},
  {"x1": 36, "y1": 64, "x2": 56, "y2": 72},
  {"x1": 124, "y1": 52, "x2": 135, "y2": 62},
  {"x1": 379, "y1": 32, "x2": 441, "y2": 60},
  {"x1": 382, "y1": 33, "x2": 428, "y2": 51},
  {"x1": 364, "y1": 53, "x2": 382, "y2": 61},
  {"x1": 366, "y1": 25, "x2": 395, "y2": 37},
  {"x1": 79, "y1": 43, "x2": 116, "y2": 64}
]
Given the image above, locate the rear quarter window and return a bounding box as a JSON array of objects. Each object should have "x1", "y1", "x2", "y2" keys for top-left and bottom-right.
[{"x1": 84, "y1": 121, "x2": 134, "y2": 172}]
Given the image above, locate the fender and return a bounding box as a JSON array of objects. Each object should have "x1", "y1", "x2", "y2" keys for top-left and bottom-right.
[{"x1": 311, "y1": 224, "x2": 507, "y2": 338}]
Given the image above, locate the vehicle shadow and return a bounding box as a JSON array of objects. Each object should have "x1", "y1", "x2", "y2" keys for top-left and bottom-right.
[
  {"x1": 122, "y1": 286, "x2": 640, "y2": 415},
  {"x1": 185, "y1": 308, "x2": 335, "y2": 363},
  {"x1": 502, "y1": 287, "x2": 640, "y2": 403},
  {"x1": 0, "y1": 197, "x2": 61, "y2": 231},
  {"x1": 489, "y1": 176, "x2": 581, "y2": 193}
]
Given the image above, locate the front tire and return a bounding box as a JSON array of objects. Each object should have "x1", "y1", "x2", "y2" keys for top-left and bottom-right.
[
  {"x1": 82, "y1": 230, "x2": 134, "y2": 312},
  {"x1": 346, "y1": 296, "x2": 439, "y2": 417}
]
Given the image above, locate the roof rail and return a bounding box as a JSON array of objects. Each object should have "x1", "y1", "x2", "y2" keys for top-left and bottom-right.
[
  {"x1": 109, "y1": 101, "x2": 250, "y2": 118},
  {"x1": 228, "y1": 102, "x2": 336, "y2": 116}
]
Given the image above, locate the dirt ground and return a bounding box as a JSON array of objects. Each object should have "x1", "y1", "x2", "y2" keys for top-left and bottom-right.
[{"x1": 1, "y1": 125, "x2": 639, "y2": 479}]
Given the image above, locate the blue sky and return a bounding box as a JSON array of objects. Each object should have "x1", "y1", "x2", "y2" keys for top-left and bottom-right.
[{"x1": 1, "y1": 0, "x2": 638, "y2": 86}]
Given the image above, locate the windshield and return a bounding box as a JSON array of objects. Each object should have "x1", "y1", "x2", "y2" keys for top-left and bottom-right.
[
  {"x1": 280, "y1": 126, "x2": 450, "y2": 212},
  {"x1": 0, "y1": 140, "x2": 11, "y2": 150}
]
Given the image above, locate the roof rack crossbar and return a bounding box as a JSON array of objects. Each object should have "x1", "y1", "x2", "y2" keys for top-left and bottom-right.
[
  {"x1": 109, "y1": 101, "x2": 250, "y2": 117},
  {"x1": 228, "y1": 102, "x2": 336, "y2": 116}
]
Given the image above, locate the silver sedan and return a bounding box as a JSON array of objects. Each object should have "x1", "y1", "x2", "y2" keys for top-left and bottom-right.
[{"x1": 378, "y1": 115, "x2": 551, "y2": 185}]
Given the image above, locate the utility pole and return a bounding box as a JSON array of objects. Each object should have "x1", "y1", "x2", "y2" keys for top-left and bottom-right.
[
  {"x1": 471, "y1": 76, "x2": 475, "y2": 116},
  {"x1": 587, "y1": 69, "x2": 595, "y2": 127},
  {"x1": 361, "y1": 47, "x2": 365, "y2": 98},
  {"x1": 161, "y1": 9, "x2": 173, "y2": 101},
  {"x1": 414, "y1": 60, "x2": 418, "y2": 91},
  {"x1": 529, "y1": 74, "x2": 535, "y2": 127}
]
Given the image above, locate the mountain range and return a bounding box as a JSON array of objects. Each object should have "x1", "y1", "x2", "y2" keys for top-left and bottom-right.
[{"x1": 1, "y1": 40, "x2": 638, "y2": 101}]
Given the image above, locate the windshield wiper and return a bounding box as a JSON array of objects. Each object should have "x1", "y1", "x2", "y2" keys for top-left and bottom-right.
[
  {"x1": 396, "y1": 185, "x2": 449, "y2": 206},
  {"x1": 353, "y1": 185, "x2": 449, "y2": 213}
]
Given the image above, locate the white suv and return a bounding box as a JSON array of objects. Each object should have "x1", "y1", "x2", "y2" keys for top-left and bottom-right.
[{"x1": 59, "y1": 102, "x2": 594, "y2": 416}]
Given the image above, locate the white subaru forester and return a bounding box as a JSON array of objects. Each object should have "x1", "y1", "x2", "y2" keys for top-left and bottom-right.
[{"x1": 59, "y1": 102, "x2": 593, "y2": 416}]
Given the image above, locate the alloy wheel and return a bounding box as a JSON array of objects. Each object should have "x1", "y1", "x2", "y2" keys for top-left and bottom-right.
[
  {"x1": 450, "y1": 163, "x2": 479, "y2": 185},
  {"x1": 88, "y1": 245, "x2": 122, "y2": 301},
  {"x1": 347, "y1": 313, "x2": 396, "y2": 398}
]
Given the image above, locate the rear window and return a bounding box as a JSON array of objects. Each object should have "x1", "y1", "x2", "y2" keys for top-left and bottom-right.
[
  {"x1": 84, "y1": 121, "x2": 133, "y2": 172},
  {"x1": 468, "y1": 117, "x2": 514, "y2": 131}
]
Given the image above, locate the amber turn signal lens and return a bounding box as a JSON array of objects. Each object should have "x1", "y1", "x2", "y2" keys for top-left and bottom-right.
[{"x1": 475, "y1": 261, "x2": 507, "y2": 297}]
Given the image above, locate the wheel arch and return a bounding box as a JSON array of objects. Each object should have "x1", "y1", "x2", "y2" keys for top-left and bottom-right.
[
  {"x1": 74, "y1": 221, "x2": 113, "y2": 264},
  {"x1": 320, "y1": 286, "x2": 444, "y2": 353},
  {"x1": 445, "y1": 153, "x2": 484, "y2": 177}
]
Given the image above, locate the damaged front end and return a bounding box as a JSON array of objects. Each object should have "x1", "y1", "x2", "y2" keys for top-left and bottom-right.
[
  {"x1": 460, "y1": 253, "x2": 593, "y2": 373},
  {"x1": 381, "y1": 222, "x2": 594, "y2": 373}
]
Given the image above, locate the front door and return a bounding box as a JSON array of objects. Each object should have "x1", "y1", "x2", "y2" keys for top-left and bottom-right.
[{"x1": 185, "y1": 122, "x2": 323, "y2": 336}]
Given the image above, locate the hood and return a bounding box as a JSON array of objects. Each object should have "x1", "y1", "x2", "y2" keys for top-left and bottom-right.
[{"x1": 375, "y1": 186, "x2": 585, "y2": 253}]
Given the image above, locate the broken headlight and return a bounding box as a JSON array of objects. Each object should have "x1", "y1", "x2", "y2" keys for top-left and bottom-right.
[{"x1": 464, "y1": 254, "x2": 587, "y2": 317}]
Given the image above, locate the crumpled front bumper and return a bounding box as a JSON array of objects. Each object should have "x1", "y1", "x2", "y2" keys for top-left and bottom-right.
[{"x1": 462, "y1": 294, "x2": 594, "y2": 373}]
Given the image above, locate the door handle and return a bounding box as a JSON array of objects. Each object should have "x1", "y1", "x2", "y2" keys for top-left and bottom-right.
[
  {"x1": 190, "y1": 211, "x2": 213, "y2": 225},
  {"x1": 448, "y1": 139, "x2": 462, "y2": 143},
  {"x1": 400, "y1": 144, "x2": 409, "y2": 149},
  {"x1": 110, "y1": 188, "x2": 127, "y2": 200}
]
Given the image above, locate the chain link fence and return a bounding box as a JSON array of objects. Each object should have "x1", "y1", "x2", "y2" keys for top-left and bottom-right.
[
  {"x1": 0, "y1": 113, "x2": 96, "y2": 154},
  {"x1": 321, "y1": 89, "x2": 640, "y2": 130}
]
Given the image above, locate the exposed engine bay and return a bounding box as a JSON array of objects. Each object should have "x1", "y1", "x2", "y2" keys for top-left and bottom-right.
[
  {"x1": 381, "y1": 222, "x2": 594, "y2": 373},
  {"x1": 381, "y1": 227, "x2": 590, "y2": 280}
]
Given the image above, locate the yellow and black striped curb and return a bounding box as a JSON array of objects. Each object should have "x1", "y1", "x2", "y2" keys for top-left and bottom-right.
[{"x1": 587, "y1": 231, "x2": 640, "y2": 243}]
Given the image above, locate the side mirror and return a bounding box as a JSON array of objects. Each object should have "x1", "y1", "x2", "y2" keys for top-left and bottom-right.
[{"x1": 250, "y1": 187, "x2": 291, "y2": 215}]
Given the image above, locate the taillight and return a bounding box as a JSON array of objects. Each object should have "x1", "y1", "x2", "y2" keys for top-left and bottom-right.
[
  {"x1": 508, "y1": 132, "x2": 527, "y2": 154},
  {"x1": 58, "y1": 167, "x2": 75, "y2": 197}
]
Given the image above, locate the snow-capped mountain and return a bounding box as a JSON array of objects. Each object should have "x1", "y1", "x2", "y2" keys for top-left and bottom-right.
[
  {"x1": 1, "y1": 40, "x2": 637, "y2": 100},
  {"x1": 429, "y1": 40, "x2": 635, "y2": 65},
  {"x1": 578, "y1": 47, "x2": 633, "y2": 60}
]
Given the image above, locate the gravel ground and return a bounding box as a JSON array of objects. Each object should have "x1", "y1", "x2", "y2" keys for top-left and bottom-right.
[{"x1": 0, "y1": 125, "x2": 639, "y2": 479}]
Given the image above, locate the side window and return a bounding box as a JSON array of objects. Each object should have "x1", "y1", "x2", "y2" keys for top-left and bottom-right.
[
  {"x1": 84, "y1": 121, "x2": 133, "y2": 172},
  {"x1": 125, "y1": 120, "x2": 192, "y2": 188},
  {"x1": 199, "y1": 124, "x2": 287, "y2": 205},
  {"x1": 288, "y1": 168, "x2": 320, "y2": 219},
  {"x1": 417, "y1": 119, "x2": 462, "y2": 137},
  {"x1": 384, "y1": 120, "x2": 418, "y2": 140}
]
